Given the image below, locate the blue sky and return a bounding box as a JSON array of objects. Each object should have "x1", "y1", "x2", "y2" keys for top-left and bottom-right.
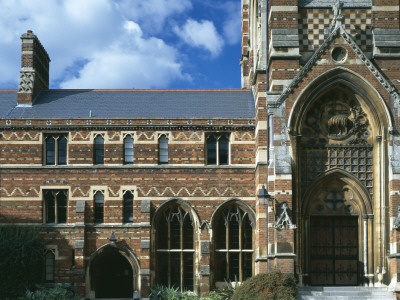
[{"x1": 0, "y1": 0, "x2": 242, "y2": 90}]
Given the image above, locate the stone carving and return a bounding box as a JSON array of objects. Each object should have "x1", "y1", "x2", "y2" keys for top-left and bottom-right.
[
  {"x1": 18, "y1": 71, "x2": 35, "y2": 93},
  {"x1": 324, "y1": 189, "x2": 345, "y2": 210},
  {"x1": 274, "y1": 203, "x2": 296, "y2": 230},
  {"x1": 393, "y1": 206, "x2": 400, "y2": 229}
]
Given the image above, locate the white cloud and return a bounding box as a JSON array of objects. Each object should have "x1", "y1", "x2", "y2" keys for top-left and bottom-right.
[
  {"x1": 0, "y1": 0, "x2": 189, "y2": 89},
  {"x1": 174, "y1": 19, "x2": 224, "y2": 57},
  {"x1": 223, "y1": 1, "x2": 241, "y2": 45},
  {"x1": 118, "y1": 0, "x2": 192, "y2": 33},
  {"x1": 60, "y1": 21, "x2": 187, "y2": 89}
]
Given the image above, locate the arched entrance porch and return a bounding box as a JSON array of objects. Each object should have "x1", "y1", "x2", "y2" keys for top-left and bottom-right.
[{"x1": 87, "y1": 244, "x2": 139, "y2": 299}]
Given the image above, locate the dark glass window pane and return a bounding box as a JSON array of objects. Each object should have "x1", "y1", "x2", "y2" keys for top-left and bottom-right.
[
  {"x1": 207, "y1": 136, "x2": 217, "y2": 165},
  {"x1": 219, "y1": 135, "x2": 229, "y2": 165},
  {"x1": 159, "y1": 135, "x2": 168, "y2": 164},
  {"x1": 123, "y1": 192, "x2": 133, "y2": 223},
  {"x1": 216, "y1": 217, "x2": 226, "y2": 249},
  {"x1": 170, "y1": 217, "x2": 181, "y2": 249},
  {"x1": 57, "y1": 191, "x2": 67, "y2": 224},
  {"x1": 215, "y1": 252, "x2": 227, "y2": 282},
  {"x1": 45, "y1": 251, "x2": 55, "y2": 282},
  {"x1": 183, "y1": 216, "x2": 193, "y2": 249},
  {"x1": 46, "y1": 137, "x2": 55, "y2": 165},
  {"x1": 57, "y1": 136, "x2": 67, "y2": 165},
  {"x1": 242, "y1": 252, "x2": 253, "y2": 280},
  {"x1": 124, "y1": 136, "x2": 134, "y2": 164},
  {"x1": 158, "y1": 216, "x2": 168, "y2": 249},
  {"x1": 229, "y1": 252, "x2": 240, "y2": 281},
  {"x1": 94, "y1": 136, "x2": 104, "y2": 164},
  {"x1": 45, "y1": 191, "x2": 55, "y2": 223},
  {"x1": 242, "y1": 215, "x2": 253, "y2": 250},
  {"x1": 94, "y1": 192, "x2": 104, "y2": 223},
  {"x1": 157, "y1": 252, "x2": 168, "y2": 286},
  {"x1": 170, "y1": 253, "x2": 181, "y2": 288},
  {"x1": 229, "y1": 217, "x2": 240, "y2": 249},
  {"x1": 183, "y1": 252, "x2": 194, "y2": 290}
]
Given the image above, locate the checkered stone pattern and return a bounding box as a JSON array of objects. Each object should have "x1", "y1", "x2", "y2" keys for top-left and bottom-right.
[{"x1": 298, "y1": 8, "x2": 372, "y2": 53}]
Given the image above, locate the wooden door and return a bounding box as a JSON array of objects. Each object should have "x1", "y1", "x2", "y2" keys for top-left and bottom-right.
[{"x1": 309, "y1": 216, "x2": 358, "y2": 285}]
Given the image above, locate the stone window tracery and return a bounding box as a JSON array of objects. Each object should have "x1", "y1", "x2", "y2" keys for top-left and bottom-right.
[
  {"x1": 156, "y1": 206, "x2": 194, "y2": 291},
  {"x1": 214, "y1": 205, "x2": 253, "y2": 283}
]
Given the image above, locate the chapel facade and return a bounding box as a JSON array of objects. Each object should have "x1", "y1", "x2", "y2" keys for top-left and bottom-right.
[{"x1": 1, "y1": 0, "x2": 400, "y2": 299}]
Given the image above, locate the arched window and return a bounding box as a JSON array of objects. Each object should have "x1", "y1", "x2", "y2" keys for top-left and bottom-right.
[
  {"x1": 214, "y1": 205, "x2": 253, "y2": 282},
  {"x1": 45, "y1": 134, "x2": 68, "y2": 165},
  {"x1": 124, "y1": 136, "x2": 134, "y2": 164},
  {"x1": 156, "y1": 206, "x2": 194, "y2": 291},
  {"x1": 206, "y1": 134, "x2": 230, "y2": 165},
  {"x1": 206, "y1": 136, "x2": 217, "y2": 165},
  {"x1": 46, "y1": 136, "x2": 56, "y2": 165},
  {"x1": 159, "y1": 135, "x2": 168, "y2": 164},
  {"x1": 45, "y1": 250, "x2": 55, "y2": 282},
  {"x1": 57, "y1": 135, "x2": 67, "y2": 165},
  {"x1": 94, "y1": 135, "x2": 104, "y2": 164},
  {"x1": 44, "y1": 190, "x2": 68, "y2": 224},
  {"x1": 218, "y1": 135, "x2": 229, "y2": 165},
  {"x1": 94, "y1": 192, "x2": 104, "y2": 223},
  {"x1": 123, "y1": 191, "x2": 134, "y2": 223}
]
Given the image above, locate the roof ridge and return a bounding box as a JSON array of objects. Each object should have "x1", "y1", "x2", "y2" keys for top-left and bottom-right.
[{"x1": 43, "y1": 89, "x2": 251, "y2": 92}]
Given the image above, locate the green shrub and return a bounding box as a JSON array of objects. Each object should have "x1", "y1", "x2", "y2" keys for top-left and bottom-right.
[
  {"x1": 149, "y1": 285, "x2": 198, "y2": 300},
  {"x1": 25, "y1": 283, "x2": 82, "y2": 300},
  {"x1": 0, "y1": 226, "x2": 46, "y2": 299},
  {"x1": 232, "y1": 270, "x2": 297, "y2": 300}
]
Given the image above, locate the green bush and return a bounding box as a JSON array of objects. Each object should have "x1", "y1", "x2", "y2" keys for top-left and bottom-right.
[
  {"x1": 0, "y1": 226, "x2": 46, "y2": 299},
  {"x1": 149, "y1": 285, "x2": 198, "y2": 300},
  {"x1": 25, "y1": 283, "x2": 82, "y2": 300},
  {"x1": 232, "y1": 270, "x2": 297, "y2": 300}
]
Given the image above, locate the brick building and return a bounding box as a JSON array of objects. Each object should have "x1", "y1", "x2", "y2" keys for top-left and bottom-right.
[{"x1": 1, "y1": 0, "x2": 400, "y2": 298}]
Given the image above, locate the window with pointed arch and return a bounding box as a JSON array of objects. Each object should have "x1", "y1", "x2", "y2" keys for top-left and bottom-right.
[
  {"x1": 156, "y1": 205, "x2": 194, "y2": 291},
  {"x1": 94, "y1": 191, "x2": 104, "y2": 223},
  {"x1": 124, "y1": 135, "x2": 134, "y2": 164},
  {"x1": 158, "y1": 134, "x2": 169, "y2": 164},
  {"x1": 206, "y1": 133, "x2": 229, "y2": 165},
  {"x1": 123, "y1": 191, "x2": 134, "y2": 223},
  {"x1": 94, "y1": 135, "x2": 104, "y2": 164},
  {"x1": 44, "y1": 190, "x2": 67, "y2": 224},
  {"x1": 213, "y1": 205, "x2": 253, "y2": 283},
  {"x1": 45, "y1": 249, "x2": 55, "y2": 282},
  {"x1": 44, "y1": 134, "x2": 67, "y2": 165}
]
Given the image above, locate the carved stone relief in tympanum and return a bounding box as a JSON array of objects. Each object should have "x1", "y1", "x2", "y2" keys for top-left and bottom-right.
[{"x1": 301, "y1": 89, "x2": 372, "y2": 146}]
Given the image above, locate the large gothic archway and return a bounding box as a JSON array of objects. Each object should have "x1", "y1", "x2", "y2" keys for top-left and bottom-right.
[{"x1": 287, "y1": 69, "x2": 391, "y2": 286}]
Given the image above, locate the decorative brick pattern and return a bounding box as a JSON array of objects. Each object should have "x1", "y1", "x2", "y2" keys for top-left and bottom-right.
[{"x1": 298, "y1": 8, "x2": 372, "y2": 52}]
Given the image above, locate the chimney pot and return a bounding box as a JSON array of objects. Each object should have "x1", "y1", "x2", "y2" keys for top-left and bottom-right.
[{"x1": 27, "y1": 30, "x2": 32, "y2": 34}]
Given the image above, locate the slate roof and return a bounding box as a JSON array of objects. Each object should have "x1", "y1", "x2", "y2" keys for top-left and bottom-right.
[
  {"x1": 0, "y1": 90, "x2": 255, "y2": 119},
  {"x1": 299, "y1": 0, "x2": 371, "y2": 7}
]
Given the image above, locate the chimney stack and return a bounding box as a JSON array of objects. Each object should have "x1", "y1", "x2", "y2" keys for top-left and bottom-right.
[{"x1": 17, "y1": 30, "x2": 50, "y2": 106}]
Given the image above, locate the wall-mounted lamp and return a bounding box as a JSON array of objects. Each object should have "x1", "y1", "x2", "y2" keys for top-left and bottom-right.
[{"x1": 109, "y1": 232, "x2": 117, "y2": 246}]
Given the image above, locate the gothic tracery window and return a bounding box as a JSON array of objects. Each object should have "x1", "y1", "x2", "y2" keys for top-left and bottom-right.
[
  {"x1": 214, "y1": 205, "x2": 253, "y2": 282},
  {"x1": 206, "y1": 133, "x2": 229, "y2": 165},
  {"x1": 44, "y1": 190, "x2": 67, "y2": 224},
  {"x1": 156, "y1": 205, "x2": 194, "y2": 290}
]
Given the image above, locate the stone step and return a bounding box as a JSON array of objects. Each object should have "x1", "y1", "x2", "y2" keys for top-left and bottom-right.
[{"x1": 297, "y1": 286, "x2": 396, "y2": 300}]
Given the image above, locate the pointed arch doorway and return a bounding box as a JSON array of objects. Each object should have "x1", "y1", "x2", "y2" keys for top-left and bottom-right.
[
  {"x1": 89, "y1": 245, "x2": 138, "y2": 298},
  {"x1": 301, "y1": 174, "x2": 373, "y2": 286}
]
